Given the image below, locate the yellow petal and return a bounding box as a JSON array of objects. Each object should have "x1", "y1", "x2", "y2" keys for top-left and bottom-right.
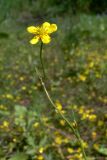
[
  {"x1": 48, "y1": 24, "x2": 57, "y2": 33},
  {"x1": 41, "y1": 34, "x2": 51, "y2": 44},
  {"x1": 42, "y1": 22, "x2": 50, "y2": 29},
  {"x1": 30, "y1": 36, "x2": 39, "y2": 44},
  {"x1": 27, "y1": 26, "x2": 39, "y2": 34}
]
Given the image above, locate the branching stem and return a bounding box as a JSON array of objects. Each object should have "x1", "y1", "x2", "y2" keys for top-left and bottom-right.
[
  {"x1": 36, "y1": 43, "x2": 87, "y2": 160},
  {"x1": 35, "y1": 68, "x2": 87, "y2": 160}
]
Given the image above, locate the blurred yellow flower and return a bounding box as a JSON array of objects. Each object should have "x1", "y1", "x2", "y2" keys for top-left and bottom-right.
[
  {"x1": 81, "y1": 141, "x2": 88, "y2": 148},
  {"x1": 55, "y1": 136, "x2": 63, "y2": 145},
  {"x1": 42, "y1": 116, "x2": 48, "y2": 123},
  {"x1": 0, "y1": 105, "x2": 6, "y2": 110},
  {"x1": 39, "y1": 147, "x2": 44, "y2": 154},
  {"x1": 88, "y1": 114, "x2": 97, "y2": 121},
  {"x1": 105, "y1": 114, "x2": 107, "y2": 118},
  {"x1": 5, "y1": 94, "x2": 13, "y2": 100},
  {"x1": 13, "y1": 138, "x2": 17, "y2": 142},
  {"x1": 55, "y1": 100, "x2": 62, "y2": 111},
  {"x1": 3, "y1": 121, "x2": 9, "y2": 127},
  {"x1": 78, "y1": 74, "x2": 87, "y2": 82},
  {"x1": 92, "y1": 131, "x2": 97, "y2": 140},
  {"x1": 72, "y1": 121, "x2": 77, "y2": 128},
  {"x1": 21, "y1": 86, "x2": 27, "y2": 90},
  {"x1": 19, "y1": 76, "x2": 25, "y2": 81},
  {"x1": 27, "y1": 22, "x2": 57, "y2": 44},
  {"x1": 73, "y1": 153, "x2": 83, "y2": 160},
  {"x1": 78, "y1": 106, "x2": 84, "y2": 114},
  {"x1": 7, "y1": 74, "x2": 12, "y2": 79},
  {"x1": 88, "y1": 62, "x2": 94, "y2": 68},
  {"x1": 37, "y1": 155, "x2": 44, "y2": 160},
  {"x1": 33, "y1": 122, "x2": 39, "y2": 128},
  {"x1": 98, "y1": 120, "x2": 104, "y2": 126},
  {"x1": 67, "y1": 147, "x2": 74, "y2": 153},
  {"x1": 59, "y1": 119, "x2": 65, "y2": 126},
  {"x1": 93, "y1": 143, "x2": 99, "y2": 150},
  {"x1": 64, "y1": 138, "x2": 69, "y2": 144}
]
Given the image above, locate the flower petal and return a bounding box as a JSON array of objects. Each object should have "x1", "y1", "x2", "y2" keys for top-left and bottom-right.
[
  {"x1": 48, "y1": 24, "x2": 57, "y2": 33},
  {"x1": 42, "y1": 22, "x2": 50, "y2": 30},
  {"x1": 27, "y1": 26, "x2": 39, "y2": 34},
  {"x1": 30, "y1": 36, "x2": 39, "y2": 44},
  {"x1": 41, "y1": 34, "x2": 51, "y2": 44}
]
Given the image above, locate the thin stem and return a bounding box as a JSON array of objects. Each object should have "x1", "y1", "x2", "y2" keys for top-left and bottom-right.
[
  {"x1": 71, "y1": 109, "x2": 87, "y2": 159},
  {"x1": 76, "y1": 129, "x2": 87, "y2": 159},
  {"x1": 40, "y1": 42, "x2": 46, "y2": 79},
  {"x1": 35, "y1": 68, "x2": 87, "y2": 160}
]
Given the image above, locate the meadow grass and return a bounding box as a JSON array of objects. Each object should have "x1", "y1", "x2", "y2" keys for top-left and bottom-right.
[{"x1": 0, "y1": 14, "x2": 107, "y2": 159}]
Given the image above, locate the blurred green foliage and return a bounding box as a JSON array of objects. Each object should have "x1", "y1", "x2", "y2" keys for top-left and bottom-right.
[
  {"x1": 0, "y1": 13, "x2": 107, "y2": 159},
  {"x1": 0, "y1": 0, "x2": 107, "y2": 159},
  {"x1": 0, "y1": 0, "x2": 107, "y2": 22}
]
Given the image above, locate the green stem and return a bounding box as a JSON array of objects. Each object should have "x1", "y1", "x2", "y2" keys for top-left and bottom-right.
[
  {"x1": 40, "y1": 42, "x2": 46, "y2": 79},
  {"x1": 71, "y1": 109, "x2": 87, "y2": 159},
  {"x1": 36, "y1": 43, "x2": 87, "y2": 160},
  {"x1": 76, "y1": 129, "x2": 87, "y2": 160},
  {"x1": 35, "y1": 68, "x2": 87, "y2": 160}
]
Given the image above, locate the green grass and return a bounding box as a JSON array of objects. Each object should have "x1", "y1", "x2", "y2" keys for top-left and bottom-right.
[{"x1": 0, "y1": 13, "x2": 107, "y2": 159}]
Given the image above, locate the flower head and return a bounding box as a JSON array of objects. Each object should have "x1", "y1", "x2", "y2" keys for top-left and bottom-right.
[{"x1": 27, "y1": 22, "x2": 57, "y2": 44}]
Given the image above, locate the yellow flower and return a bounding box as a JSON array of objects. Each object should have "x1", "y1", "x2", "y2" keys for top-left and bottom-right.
[
  {"x1": 89, "y1": 114, "x2": 97, "y2": 121},
  {"x1": 73, "y1": 153, "x2": 83, "y2": 159},
  {"x1": 78, "y1": 106, "x2": 84, "y2": 114},
  {"x1": 93, "y1": 143, "x2": 99, "y2": 150},
  {"x1": 37, "y1": 155, "x2": 44, "y2": 160},
  {"x1": 19, "y1": 76, "x2": 25, "y2": 81},
  {"x1": 59, "y1": 119, "x2": 65, "y2": 126},
  {"x1": 27, "y1": 22, "x2": 57, "y2": 44},
  {"x1": 55, "y1": 136, "x2": 63, "y2": 145},
  {"x1": 63, "y1": 138, "x2": 69, "y2": 143},
  {"x1": 0, "y1": 105, "x2": 6, "y2": 110},
  {"x1": 55, "y1": 100, "x2": 62, "y2": 111},
  {"x1": 39, "y1": 147, "x2": 44, "y2": 153},
  {"x1": 33, "y1": 122, "x2": 39, "y2": 128},
  {"x1": 81, "y1": 141, "x2": 88, "y2": 148},
  {"x1": 88, "y1": 62, "x2": 94, "y2": 68},
  {"x1": 21, "y1": 86, "x2": 27, "y2": 90},
  {"x1": 67, "y1": 147, "x2": 74, "y2": 153},
  {"x1": 72, "y1": 121, "x2": 77, "y2": 128},
  {"x1": 42, "y1": 116, "x2": 48, "y2": 123},
  {"x1": 13, "y1": 138, "x2": 17, "y2": 142},
  {"x1": 5, "y1": 94, "x2": 13, "y2": 100},
  {"x1": 78, "y1": 74, "x2": 87, "y2": 82},
  {"x1": 3, "y1": 121, "x2": 9, "y2": 127},
  {"x1": 92, "y1": 131, "x2": 97, "y2": 140}
]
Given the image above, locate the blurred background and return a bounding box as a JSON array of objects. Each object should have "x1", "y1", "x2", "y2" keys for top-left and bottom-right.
[{"x1": 0, "y1": 0, "x2": 107, "y2": 160}]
